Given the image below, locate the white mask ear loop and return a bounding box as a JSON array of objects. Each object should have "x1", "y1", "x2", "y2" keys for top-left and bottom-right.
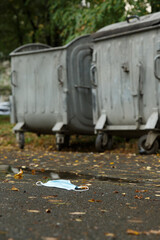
[{"x1": 36, "y1": 181, "x2": 43, "y2": 186}]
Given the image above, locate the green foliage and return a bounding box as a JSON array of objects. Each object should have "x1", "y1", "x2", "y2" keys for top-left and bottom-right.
[
  {"x1": 0, "y1": 0, "x2": 159, "y2": 57},
  {"x1": 50, "y1": 0, "x2": 126, "y2": 44},
  {"x1": 126, "y1": 0, "x2": 160, "y2": 15},
  {"x1": 148, "y1": 0, "x2": 160, "y2": 12}
]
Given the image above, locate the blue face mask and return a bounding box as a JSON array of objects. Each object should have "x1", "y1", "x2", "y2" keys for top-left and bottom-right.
[{"x1": 36, "y1": 179, "x2": 89, "y2": 191}]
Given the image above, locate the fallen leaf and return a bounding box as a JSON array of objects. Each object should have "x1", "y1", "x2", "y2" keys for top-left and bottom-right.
[
  {"x1": 134, "y1": 195, "x2": 143, "y2": 199},
  {"x1": 7, "y1": 181, "x2": 15, "y2": 184},
  {"x1": 146, "y1": 166, "x2": 151, "y2": 170},
  {"x1": 31, "y1": 169, "x2": 36, "y2": 175},
  {"x1": 146, "y1": 230, "x2": 160, "y2": 235},
  {"x1": 93, "y1": 165, "x2": 99, "y2": 167},
  {"x1": 69, "y1": 212, "x2": 86, "y2": 215},
  {"x1": 128, "y1": 219, "x2": 143, "y2": 223},
  {"x1": 105, "y1": 232, "x2": 115, "y2": 237},
  {"x1": 88, "y1": 199, "x2": 102, "y2": 203},
  {"x1": 127, "y1": 229, "x2": 160, "y2": 236},
  {"x1": 75, "y1": 218, "x2": 82, "y2": 222},
  {"x1": 14, "y1": 169, "x2": 23, "y2": 179},
  {"x1": 45, "y1": 209, "x2": 51, "y2": 213},
  {"x1": 11, "y1": 186, "x2": 19, "y2": 191},
  {"x1": 49, "y1": 199, "x2": 65, "y2": 205},
  {"x1": 100, "y1": 209, "x2": 108, "y2": 213},
  {"x1": 127, "y1": 229, "x2": 141, "y2": 235},
  {"x1": 88, "y1": 199, "x2": 95, "y2": 202},
  {"x1": 135, "y1": 190, "x2": 148, "y2": 193},
  {"x1": 96, "y1": 199, "x2": 102, "y2": 202},
  {"x1": 27, "y1": 210, "x2": 40, "y2": 213},
  {"x1": 33, "y1": 158, "x2": 38, "y2": 162},
  {"x1": 42, "y1": 195, "x2": 58, "y2": 199},
  {"x1": 128, "y1": 206, "x2": 137, "y2": 209}
]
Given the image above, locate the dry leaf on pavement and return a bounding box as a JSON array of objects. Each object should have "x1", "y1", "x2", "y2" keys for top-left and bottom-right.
[
  {"x1": 14, "y1": 169, "x2": 23, "y2": 179},
  {"x1": 11, "y1": 186, "x2": 19, "y2": 191},
  {"x1": 127, "y1": 229, "x2": 141, "y2": 235},
  {"x1": 69, "y1": 212, "x2": 86, "y2": 215},
  {"x1": 27, "y1": 210, "x2": 40, "y2": 213},
  {"x1": 105, "y1": 232, "x2": 116, "y2": 237}
]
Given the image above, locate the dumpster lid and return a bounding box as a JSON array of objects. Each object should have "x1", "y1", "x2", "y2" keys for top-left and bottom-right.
[
  {"x1": 10, "y1": 43, "x2": 51, "y2": 56},
  {"x1": 92, "y1": 11, "x2": 160, "y2": 40},
  {"x1": 10, "y1": 35, "x2": 91, "y2": 57}
]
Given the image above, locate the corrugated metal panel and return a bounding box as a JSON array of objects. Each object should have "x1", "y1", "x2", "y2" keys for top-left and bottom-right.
[{"x1": 92, "y1": 13, "x2": 160, "y2": 132}]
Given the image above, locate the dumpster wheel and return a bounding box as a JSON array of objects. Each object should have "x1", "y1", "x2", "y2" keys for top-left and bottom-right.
[
  {"x1": 56, "y1": 143, "x2": 63, "y2": 151},
  {"x1": 17, "y1": 132, "x2": 25, "y2": 149},
  {"x1": 64, "y1": 135, "x2": 70, "y2": 147},
  {"x1": 138, "y1": 134, "x2": 159, "y2": 154},
  {"x1": 56, "y1": 134, "x2": 70, "y2": 151},
  {"x1": 95, "y1": 133, "x2": 112, "y2": 152}
]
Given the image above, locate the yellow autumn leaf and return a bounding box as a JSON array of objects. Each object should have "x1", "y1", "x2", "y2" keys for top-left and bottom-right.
[
  {"x1": 14, "y1": 169, "x2": 23, "y2": 179},
  {"x1": 27, "y1": 210, "x2": 40, "y2": 213},
  {"x1": 88, "y1": 199, "x2": 95, "y2": 202},
  {"x1": 105, "y1": 233, "x2": 115, "y2": 237},
  {"x1": 127, "y1": 229, "x2": 141, "y2": 235},
  {"x1": 69, "y1": 212, "x2": 86, "y2": 215},
  {"x1": 11, "y1": 186, "x2": 19, "y2": 191},
  {"x1": 75, "y1": 218, "x2": 82, "y2": 222},
  {"x1": 33, "y1": 159, "x2": 38, "y2": 162}
]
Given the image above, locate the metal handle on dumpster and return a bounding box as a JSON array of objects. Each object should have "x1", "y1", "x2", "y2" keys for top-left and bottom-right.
[
  {"x1": 154, "y1": 55, "x2": 160, "y2": 80},
  {"x1": 126, "y1": 15, "x2": 140, "y2": 23},
  {"x1": 90, "y1": 65, "x2": 97, "y2": 87},
  {"x1": 11, "y1": 70, "x2": 17, "y2": 87},
  {"x1": 57, "y1": 65, "x2": 63, "y2": 86}
]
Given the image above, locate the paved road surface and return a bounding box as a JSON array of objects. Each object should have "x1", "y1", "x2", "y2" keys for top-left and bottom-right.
[{"x1": 0, "y1": 149, "x2": 160, "y2": 240}]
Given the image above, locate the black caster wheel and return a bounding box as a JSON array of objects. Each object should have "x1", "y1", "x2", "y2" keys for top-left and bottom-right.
[
  {"x1": 18, "y1": 132, "x2": 25, "y2": 149},
  {"x1": 138, "y1": 134, "x2": 159, "y2": 154},
  {"x1": 64, "y1": 135, "x2": 70, "y2": 147},
  {"x1": 95, "y1": 133, "x2": 112, "y2": 152},
  {"x1": 56, "y1": 144, "x2": 62, "y2": 151}
]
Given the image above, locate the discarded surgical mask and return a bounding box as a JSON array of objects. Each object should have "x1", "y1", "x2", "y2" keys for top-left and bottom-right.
[{"x1": 36, "y1": 179, "x2": 89, "y2": 191}]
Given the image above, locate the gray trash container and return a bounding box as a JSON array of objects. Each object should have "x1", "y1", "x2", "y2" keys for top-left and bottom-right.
[
  {"x1": 91, "y1": 12, "x2": 160, "y2": 154},
  {"x1": 10, "y1": 36, "x2": 94, "y2": 150}
]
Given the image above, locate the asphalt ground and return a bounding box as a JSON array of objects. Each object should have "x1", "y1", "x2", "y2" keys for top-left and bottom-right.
[{"x1": 0, "y1": 146, "x2": 160, "y2": 240}]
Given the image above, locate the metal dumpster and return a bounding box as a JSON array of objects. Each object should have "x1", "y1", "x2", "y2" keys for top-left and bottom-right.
[
  {"x1": 10, "y1": 36, "x2": 93, "y2": 150},
  {"x1": 91, "y1": 12, "x2": 160, "y2": 154}
]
